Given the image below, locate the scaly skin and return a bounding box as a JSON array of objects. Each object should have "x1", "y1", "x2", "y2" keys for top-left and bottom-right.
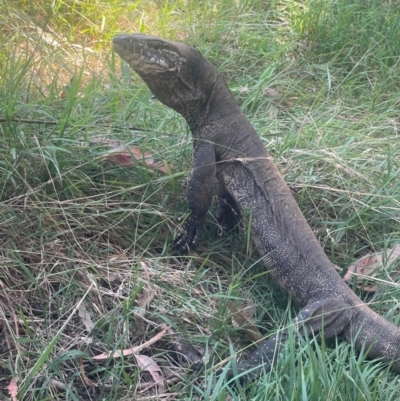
[{"x1": 113, "y1": 34, "x2": 400, "y2": 379}]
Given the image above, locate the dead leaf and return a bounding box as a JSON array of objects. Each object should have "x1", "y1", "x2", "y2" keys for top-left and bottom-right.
[
  {"x1": 135, "y1": 287, "x2": 156, "y2": 334},
  {"x1": 263, "y1": 87, "x2": 293, "y2": 107},
  {"x1": 134, "y1": 262, "x2": 156, "y2": 334},
  {"x1": 7, "y1": 378, "x2": 18, "y2": 401},
  {"x1": 107, "y1": 146, "x2": 169, "y2": 173},
  {"x1": 50, "y1": 379, "x2": 68, "y2": 392},
  {"x1": 93, "y1": 138, "x2": 171, "y2": 174},
  {"x1": 134, "y1": 354, "x2": 164, "y2": 394},
  {"x1": 78, "y1": 304, "x2": 95, "y2": 332},
  {"x1": 92, "y1": 328, "x2": 168, "y2": 360},
  {"x1": 90, "y1": 328, "x2": 168, "y2": 394},
  {"x1": 79, "y1": 358, "x2": 99, "y2": 387},
  {"x1": 228, "y1": 300, "x2": 264, "y2": 344},
  {"x1": 136, "y1": 288, "x2": 155, "y2": 308},
  {"x1": 263, "y1": 88, "x2": 280, "y2": 98},
  {"x1": 344, "y1": 245, "x2": 400, "y2": 292}
]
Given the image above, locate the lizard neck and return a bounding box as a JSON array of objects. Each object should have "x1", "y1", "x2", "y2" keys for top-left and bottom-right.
[{"x1": 185, "y1": 73, "x2": 241, "y2": 135}]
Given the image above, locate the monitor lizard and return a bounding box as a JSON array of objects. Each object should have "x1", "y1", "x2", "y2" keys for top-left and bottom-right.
[{"x1": 113, "y1": 33, "x2": 400, "y2": 380}]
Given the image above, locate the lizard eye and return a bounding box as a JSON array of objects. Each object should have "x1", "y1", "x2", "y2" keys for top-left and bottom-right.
[{"x1": 151, "y1": 42, "x2": 162, "y2": 50}]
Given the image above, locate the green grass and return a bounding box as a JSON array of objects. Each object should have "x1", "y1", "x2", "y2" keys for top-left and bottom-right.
[{"x1": 1, "y1": 0, "x2": 400, "y2": 399}]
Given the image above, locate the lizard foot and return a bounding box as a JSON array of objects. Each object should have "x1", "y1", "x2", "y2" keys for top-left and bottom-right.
[{"x1": 173, "y1": 213, "x2": 205, "y2": 253}]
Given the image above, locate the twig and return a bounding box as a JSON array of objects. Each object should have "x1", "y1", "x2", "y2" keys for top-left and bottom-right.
[{"x1": 0, "y1": 117, "x2": 166, "y2": 134}]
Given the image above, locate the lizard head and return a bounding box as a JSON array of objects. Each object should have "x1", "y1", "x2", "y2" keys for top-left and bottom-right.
[
  {"x1": 113, "y1": 34, "x2": 190, "y2": 75},
  {"x1": 112, "y1": 34, "x2": 218, "y2": 127}
]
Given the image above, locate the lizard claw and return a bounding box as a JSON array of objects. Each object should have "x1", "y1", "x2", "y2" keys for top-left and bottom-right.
[{"x1": 173, "y1": 213, "x2": 204, "y2": 253}]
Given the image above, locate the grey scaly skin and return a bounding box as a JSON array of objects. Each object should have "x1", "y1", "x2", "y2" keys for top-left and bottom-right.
[{"x1": 112, "y1": 33, "x2": 400, "y2": 380}]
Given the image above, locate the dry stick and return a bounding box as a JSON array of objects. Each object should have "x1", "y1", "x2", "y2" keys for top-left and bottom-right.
[{"x1": 0, "y1": 117, "x2": 166, "y2": 134}]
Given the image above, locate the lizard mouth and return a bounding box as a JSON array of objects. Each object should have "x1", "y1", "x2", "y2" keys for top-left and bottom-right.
[{"x1": 113, "y1": 34, "x2": 184, "y2": 73}]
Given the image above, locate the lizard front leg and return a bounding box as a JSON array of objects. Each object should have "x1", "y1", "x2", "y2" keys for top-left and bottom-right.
[{"x1": 173, "y1": 143, "x2": 216, "y2": 253}]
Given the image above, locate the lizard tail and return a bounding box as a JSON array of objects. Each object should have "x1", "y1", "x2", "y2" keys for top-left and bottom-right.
[{"x1": 343, "y1": 305, "x2": 400, "y2": 372}]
